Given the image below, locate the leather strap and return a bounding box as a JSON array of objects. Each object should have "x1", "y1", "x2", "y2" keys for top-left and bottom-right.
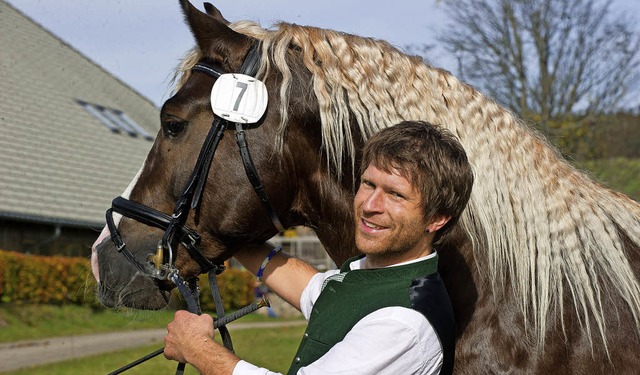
[
  {"x1": 235, "y1": 122, "x2": 285, "y2": 232},
  {"x1": 209, "y1": 268, "x2": 235, "y2": 352}
]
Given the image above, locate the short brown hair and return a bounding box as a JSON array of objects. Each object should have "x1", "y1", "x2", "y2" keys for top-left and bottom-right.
[{"x1": 360, "y1": 121, "x2": 474, "y2": 243}]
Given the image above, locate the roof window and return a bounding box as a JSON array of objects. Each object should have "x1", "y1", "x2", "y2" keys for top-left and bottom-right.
[{"x1": 77, "y1": 100, "x2": 154, "y2": 140}]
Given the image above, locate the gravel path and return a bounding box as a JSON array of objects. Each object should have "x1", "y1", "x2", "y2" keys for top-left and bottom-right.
[{"x1": 0, "y1": 320, "x2": 306, "y2": 373}]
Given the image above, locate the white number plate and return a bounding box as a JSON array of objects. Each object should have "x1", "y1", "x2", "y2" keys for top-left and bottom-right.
[{"x1": 210, "y1": 73, "x2": 268, "y2": 124}]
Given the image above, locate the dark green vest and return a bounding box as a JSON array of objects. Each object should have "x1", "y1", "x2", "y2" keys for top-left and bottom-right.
[{"x1": 287, "y1": 254, "x2": 455, "y2": 374}]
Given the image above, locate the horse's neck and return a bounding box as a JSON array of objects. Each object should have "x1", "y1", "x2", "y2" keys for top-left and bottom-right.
[
  {"x1": 283, "y1": 117, "x2": 361, "y2": 266},
  {"x1": 296, "y1": 171, "x2": 358, "y2": 266}
]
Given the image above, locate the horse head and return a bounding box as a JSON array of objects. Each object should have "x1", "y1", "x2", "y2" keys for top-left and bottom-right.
[{"x1": 91, "y1": 1, "x2": 356, "y2": 309}]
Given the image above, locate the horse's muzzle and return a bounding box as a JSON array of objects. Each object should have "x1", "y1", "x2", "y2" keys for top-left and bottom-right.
[{"x1": 98, "y1": 272, "x2": 171, "y2": 310}]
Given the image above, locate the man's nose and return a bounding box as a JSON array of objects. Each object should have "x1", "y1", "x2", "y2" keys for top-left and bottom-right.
[{"x1": 362, "y1": 189, "x2": 384, "y2": 213}]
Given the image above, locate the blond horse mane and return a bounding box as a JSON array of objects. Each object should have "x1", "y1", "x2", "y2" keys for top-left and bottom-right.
[{"x1": 174, "y1": 20, "x2": 640, "y2": 350}]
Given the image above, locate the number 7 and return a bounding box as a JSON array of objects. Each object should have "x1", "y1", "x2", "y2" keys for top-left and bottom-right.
[{"x1": 234, "y1": 82, "x2": 248, "y2": 111}]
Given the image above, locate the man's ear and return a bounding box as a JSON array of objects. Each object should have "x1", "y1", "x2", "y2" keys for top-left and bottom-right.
[{"x1": 426, "y1": 216, "x2": 451, "y2": 233}]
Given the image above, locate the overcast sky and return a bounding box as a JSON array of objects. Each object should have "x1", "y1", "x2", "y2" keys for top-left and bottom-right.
[{"x1": 6, "y1": 0, "x2": 640, "y2": 108}]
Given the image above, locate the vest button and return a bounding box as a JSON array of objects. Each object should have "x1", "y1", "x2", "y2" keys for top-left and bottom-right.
[
  {"x1": 304, "y1": 333, "x2": 309, "y2": 338},
  {"x1": 295, "y1": 357, "x2": 301, "y2": 363}
]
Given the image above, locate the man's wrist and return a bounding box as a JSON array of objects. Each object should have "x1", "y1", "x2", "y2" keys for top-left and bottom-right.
[
  {"x1": 256, "y1": 245, "x2": 283, "y2": 280},
  {"x1": 187, "y1": 340, "x2": 241, "y2": 375}
]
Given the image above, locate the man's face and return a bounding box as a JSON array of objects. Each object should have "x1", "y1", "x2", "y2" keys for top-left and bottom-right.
[{"x1": 354, "y1": 164, "x2": 433, "y2": 266}]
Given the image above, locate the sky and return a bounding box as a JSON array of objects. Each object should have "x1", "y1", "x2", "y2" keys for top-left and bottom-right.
[{"x1": 6, "y1": 0, "x2": 640, "y2": 108}]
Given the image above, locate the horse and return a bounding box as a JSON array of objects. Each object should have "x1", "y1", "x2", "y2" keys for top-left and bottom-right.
[{"x1": 91, "y1": 1, "x2": 640, "y2": 373}]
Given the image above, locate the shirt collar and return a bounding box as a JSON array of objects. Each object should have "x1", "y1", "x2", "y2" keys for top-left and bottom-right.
[{"x1": 351, "y1": 251, "x2": 438, "y2": 271}]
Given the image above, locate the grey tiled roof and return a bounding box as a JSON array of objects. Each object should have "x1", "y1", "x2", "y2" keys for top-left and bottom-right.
[{"x1": 0, "y1": 1, "x2": 161, "y2": 227}]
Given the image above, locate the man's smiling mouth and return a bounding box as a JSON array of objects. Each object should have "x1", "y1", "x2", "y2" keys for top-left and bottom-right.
[{"x1": 362, "y1": 219, "x2": 386, "y2": 230}]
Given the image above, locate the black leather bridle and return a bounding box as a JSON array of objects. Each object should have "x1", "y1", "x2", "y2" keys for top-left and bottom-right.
[
  {"x1": 104, "y1": 42, "x2": 282, "y2": 374},
  {"x1": 106, "y1": 42, "x2": 283, "y2": 283}
]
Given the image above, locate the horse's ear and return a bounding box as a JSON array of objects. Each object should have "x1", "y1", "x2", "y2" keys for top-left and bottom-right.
[
  {"x1": 203, "y1": 2, "x2": 230, "y2": 25},
  {"x1": 179, "y1": 1, "x2": 250, "y2": 64}
]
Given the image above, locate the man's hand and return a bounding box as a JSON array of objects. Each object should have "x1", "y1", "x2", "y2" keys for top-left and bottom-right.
[
  {"x1": 164, "y1": 310, "x2": 214, "y2": 363},
  {"x1": 163, "y1": 311, "x2": 241, "y2": 374}
]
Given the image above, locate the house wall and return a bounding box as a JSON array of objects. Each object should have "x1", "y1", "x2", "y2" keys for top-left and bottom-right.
[{"x1": 0, "y1": 219, "x2": 100, "y2": 257}]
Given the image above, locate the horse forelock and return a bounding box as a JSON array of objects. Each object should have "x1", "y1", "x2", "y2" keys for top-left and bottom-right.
[{"x1": 172, "y1": 19, "x2": 640, "y2": 351}]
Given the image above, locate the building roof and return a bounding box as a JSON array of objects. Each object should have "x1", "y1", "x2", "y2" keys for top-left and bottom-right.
[{"x1": 0, "y1": 1, "x2": 161, "y2": 228}]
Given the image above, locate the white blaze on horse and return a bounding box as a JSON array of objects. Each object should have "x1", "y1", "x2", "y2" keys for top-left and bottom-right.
[
  {"x1": 91, "y1": 164, "x2": 146, "y2": 282},
  {"x1": 91, "y1": 1, "x2": 640, "y2": 373}
]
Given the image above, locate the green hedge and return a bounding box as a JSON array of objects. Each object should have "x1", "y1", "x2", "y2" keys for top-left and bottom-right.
[
  {"x1": 0, "y1": 250, "x2": 98, "y2": 306},
  {"x1": 0, "y1": 250, "x2": 254, "y2": 311}
]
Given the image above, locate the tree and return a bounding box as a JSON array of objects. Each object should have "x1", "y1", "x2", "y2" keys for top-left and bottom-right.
[{"x1": 437, "y1": 0, "x2": 640, "y2": 135}]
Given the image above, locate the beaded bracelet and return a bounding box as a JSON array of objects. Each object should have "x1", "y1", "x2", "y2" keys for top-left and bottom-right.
[{"x1": 256, "y1": 245, "x2": 282, "y2": 280}]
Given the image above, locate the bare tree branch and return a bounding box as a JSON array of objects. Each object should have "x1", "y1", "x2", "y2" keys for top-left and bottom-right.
[{"x1": 433, "y1": 0, "x2": 640, "y2": 133}]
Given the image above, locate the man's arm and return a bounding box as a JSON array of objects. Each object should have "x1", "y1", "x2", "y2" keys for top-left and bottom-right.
[{"x1": 233, "y1": 243, "x2": 318, "y2": 310}]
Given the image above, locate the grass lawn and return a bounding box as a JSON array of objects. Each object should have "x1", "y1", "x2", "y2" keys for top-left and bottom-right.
[
  {"x1": 0, "y1": 303, "x2": 300, "y2": 343},
  {"x1": 0, "y1": 304, "x2": 174, "y2": 343},
  {"x1": 5, "y1": 325, "x2": 306, "y2": 375},
  {"x1": 1, "y1": 303, "x2": 306, "y2": 374}
]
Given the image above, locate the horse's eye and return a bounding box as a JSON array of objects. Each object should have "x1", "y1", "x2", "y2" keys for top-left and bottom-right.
[{"x1": 163, "y1": 120, "x2": 187, "y2": 138}]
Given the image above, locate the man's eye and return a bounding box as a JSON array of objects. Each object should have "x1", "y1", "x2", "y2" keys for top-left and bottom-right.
[
  {"x1": 163, "y1": 121, "x2": 187, "y2": 137},
  {"x1": 391, "y1": 192, "x2": 404, "y2": 199}
]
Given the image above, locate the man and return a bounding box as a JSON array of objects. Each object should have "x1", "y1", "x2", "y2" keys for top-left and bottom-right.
[{"x1": 164, "y1": 120, "x2": 474, "y2": 374}]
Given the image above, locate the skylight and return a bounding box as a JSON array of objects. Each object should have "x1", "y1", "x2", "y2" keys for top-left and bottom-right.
[{"x1": 77, "y1": 100, "x2": 154, "y2": 140}]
